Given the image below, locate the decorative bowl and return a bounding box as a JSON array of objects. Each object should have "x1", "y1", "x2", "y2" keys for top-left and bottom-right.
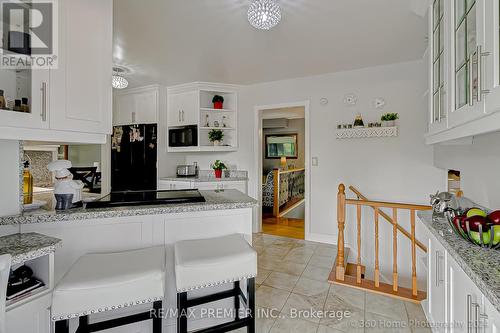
[{"x1": 445, "y1": 211, "x2": 500, "y2": 249}]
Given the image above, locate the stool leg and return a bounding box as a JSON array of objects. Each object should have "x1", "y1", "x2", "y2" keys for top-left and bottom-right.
[
  {"x1": 55, "y1": 319, "x2": 69, "y2": 333},
  {"x1": 78, "y1": 316, "x2": 89, "y2": 333},
  {"x1": 153, "y1": 301, "x2": 162, "y2": 333},
  {"x1": 234, "y1": 281, "x2": 240, "y2": 320},
  {"x1": 177, "y1": 292, "x2": 188, "y2": 333},
  {"x1": 247, "y1": 278, "x2": 255, "y2": 333}
]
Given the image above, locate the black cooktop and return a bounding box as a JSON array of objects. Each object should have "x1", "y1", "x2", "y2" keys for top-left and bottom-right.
[{"x1": 85, "y1": 189, "x2": 206, "y2": 209}]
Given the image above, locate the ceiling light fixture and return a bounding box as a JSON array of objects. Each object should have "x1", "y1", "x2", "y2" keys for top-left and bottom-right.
[
  {"x1": 112, "y1": 66, "x2": 129, "y2": 89},
  {"x1": 247, "y1": 0, "x2": 281, "y2": 30}
]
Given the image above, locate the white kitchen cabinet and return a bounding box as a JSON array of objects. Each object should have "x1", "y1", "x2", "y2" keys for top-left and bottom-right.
[
  {"x1": 168, "y1": 91, "x2": 198, "y2": 127},
  {"x1": 427, "y1": 233, "x2": 447, "y2": 332},
  {"x1": 0, "y1": 0, "x2": 112, "y2": 142},
  {"x1": 0, "y1": 69, "x2": 50, "y2": 130},
  {"x1": 114, "y1": 85, "x2": 159, "y2": 125},
  {"x1": 6, "y1": 293, "x2": 52, "y2": 333},
  {"x1": 158, "y1": 180, "x2": 193, "y2": 190},
  {"x1": 484, "y1": 0, "x2": 500, "y2": 115},
  {"x1": 448, "y1": 257, "x2": 486, "y2": 333},
  {"x1": 193, "y1": 181, "x2": 247, "y2": 194},
  {"x1": 166, "y1": 82, "x2": 239, "y2": 152},
  {"x1": 428, "y1": 0, "x2": 449, "y2": 134},
  {"x1": 485, "y1": 297, "x2": 500, "y2": 333},
  {"x1": 50, "y1": 0, "x2": 113, "y2": 135}
]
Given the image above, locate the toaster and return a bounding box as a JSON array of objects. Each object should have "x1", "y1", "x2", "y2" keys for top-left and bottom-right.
[{"x1": 176, "y1": 164, "x2": 198, "y2": 177}]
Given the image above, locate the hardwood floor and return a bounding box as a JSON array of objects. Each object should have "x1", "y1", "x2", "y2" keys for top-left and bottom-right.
[{"x1": 262, "y1": 214, "x2": 304, "y2": 239}]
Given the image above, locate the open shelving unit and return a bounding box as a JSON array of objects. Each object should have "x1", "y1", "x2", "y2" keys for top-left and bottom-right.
[{"x1": 167, "y1": 82, "x2": 239, "y2": 152}]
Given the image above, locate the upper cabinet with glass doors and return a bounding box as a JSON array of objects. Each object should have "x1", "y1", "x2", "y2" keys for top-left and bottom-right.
[
  {"x1": 425, "y1": 0, "x2": 500, "y2": 144},
  {"x1": 429, "y1": 0, "x2": 448, "y2": 134}
]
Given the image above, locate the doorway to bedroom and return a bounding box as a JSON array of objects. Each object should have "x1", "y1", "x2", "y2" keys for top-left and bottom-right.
[{"x1": 259, "y1": 106, "x2": 307, "y2": 240}]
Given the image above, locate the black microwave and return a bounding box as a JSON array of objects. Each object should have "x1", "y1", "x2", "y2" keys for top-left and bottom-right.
[{"x1": 168, "y1": 126, "x2": 198, "y2": 147}]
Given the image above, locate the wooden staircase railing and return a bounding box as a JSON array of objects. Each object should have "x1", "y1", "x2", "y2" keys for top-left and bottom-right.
[{"x1": 329, "y1": 184, "x2": 432, "y2": 303}]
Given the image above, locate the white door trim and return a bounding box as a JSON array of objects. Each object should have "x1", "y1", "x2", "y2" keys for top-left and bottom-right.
[{"x1": 253, "y1": 101, "x2": 311, "y2": 240}]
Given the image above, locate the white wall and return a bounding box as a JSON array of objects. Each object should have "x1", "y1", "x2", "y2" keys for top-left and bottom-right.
[
  {"x1": 434, "y1": 131, "x2": 500, "y2": 209},
  {"x1": 0, "y1": 140, "x2": 20, "y2": 216}
]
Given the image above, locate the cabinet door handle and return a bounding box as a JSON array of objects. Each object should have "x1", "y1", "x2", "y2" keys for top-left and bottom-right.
[
  {"x1": 41, "y1": 82, "x2": 47, "y2": 121},
  {"x1": 178, "y1": 110, "x2": 181, "y2": 122},
  {"x1": 435, "y1": 251, "x2": 444, "y2": 286},
  {"x1": 131, "y1": 111, "x2": 136, "y2": 123},
  {"x1": 467, "y1": 294, "x2": 472, "y2": 333},
  {"x1": 181, "y1": 110, "x2": 185, "y2": 122},
  {"x1": 477, "y1": 45, "x2": 491, "y2": 102}
]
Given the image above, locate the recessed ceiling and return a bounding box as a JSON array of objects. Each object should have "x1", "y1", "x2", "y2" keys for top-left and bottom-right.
[{"x1": 113, "y1": 0, "x2": 427, "y2": 88}]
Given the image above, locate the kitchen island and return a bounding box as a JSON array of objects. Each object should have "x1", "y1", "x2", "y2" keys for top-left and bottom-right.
[{"x1": 0, "y1": 189, "x2": 257, "y2": 333}]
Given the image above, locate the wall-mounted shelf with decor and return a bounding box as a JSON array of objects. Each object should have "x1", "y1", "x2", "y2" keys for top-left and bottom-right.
[{"x1": 336, "y1": 126, "x2": 398, "y2": 139}]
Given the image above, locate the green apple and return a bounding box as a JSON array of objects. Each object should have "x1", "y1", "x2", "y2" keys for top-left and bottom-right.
[
  {"x1": 491, "y1": 226, "x2": 500, "y2": 245},
  {"x1": 469, "y1": 231, "x2": 491, "y2": 245},
  {"x1": 466, "y1": 208, "x2": 488, "y2": 218}
]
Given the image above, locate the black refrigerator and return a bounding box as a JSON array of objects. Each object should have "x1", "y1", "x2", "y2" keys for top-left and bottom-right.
[{"x1": 111, "y1": 124, "x2": 157, "y2": 192}]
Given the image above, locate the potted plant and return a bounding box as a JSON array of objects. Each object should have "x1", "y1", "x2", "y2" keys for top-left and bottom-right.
[
  {"x1": 208, "y1": 129, "x2": 224, "y2": 146},
  {"x1": 381, "y1": 113, "x2": 399, "y2": 127},
  {"x1": 211, "y1": 160, "x2": 227, "y2": 179},
  {"x1": 212, "y1": 95, "x2": 224, "y2": 109}
]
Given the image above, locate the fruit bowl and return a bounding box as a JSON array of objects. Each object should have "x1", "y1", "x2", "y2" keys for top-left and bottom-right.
[{"x1": 445, "y1": 209, "x2": 500, "y2": 249}]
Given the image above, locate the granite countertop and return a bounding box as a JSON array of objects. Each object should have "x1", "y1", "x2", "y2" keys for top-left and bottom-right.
[
  {"x1": 0, "y1": 190, "x2": 257, "y2": 226},
  {"x1": 418, "y1": 211, "x2": 500, "y2": 313},
  {"x1": 160, "y1": 176, "x2": 249, "y2": 182},
  {"x1": 0, "y1": 232, "x2": 62, "y2": 265}
]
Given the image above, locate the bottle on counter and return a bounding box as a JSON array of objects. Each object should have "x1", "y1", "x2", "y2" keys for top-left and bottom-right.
[
  {"x1": 13, "y1": 99, "x2": 22, "y2": 112},
  {"x1": 23, "y1": 160, "x2": 34, "y2": 205},
  {"x1": 0, "y1": 90, "x2": 6, "y2": 109},
  {"x1": 21, "y1": 97, "x2": 29, "y2": 113}
]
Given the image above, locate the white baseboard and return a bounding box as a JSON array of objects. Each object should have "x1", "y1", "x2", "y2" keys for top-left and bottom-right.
[{"x1": 306, "y1": 232, "x2": 337, "y2": 244}]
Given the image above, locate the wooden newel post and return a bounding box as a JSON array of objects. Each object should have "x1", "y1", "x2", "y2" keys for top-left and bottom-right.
[{"x1": 336, "y1": 184, "x2": 346, "y2": 281}]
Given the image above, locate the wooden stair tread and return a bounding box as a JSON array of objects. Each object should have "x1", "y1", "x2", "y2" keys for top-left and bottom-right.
[{"x1": 328, "y1": 266, "x2": 426, "y2": 304}]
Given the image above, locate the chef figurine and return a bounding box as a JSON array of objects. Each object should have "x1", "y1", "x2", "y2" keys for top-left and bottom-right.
[{"x1": 47, "y1": 160, "x2": 84, "y2": 210}]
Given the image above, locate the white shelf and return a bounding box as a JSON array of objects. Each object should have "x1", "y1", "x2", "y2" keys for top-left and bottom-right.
[
  {"x1": 336, "y1": 126, "x2": 398, "y2": 139},
  {"x1": 200, "y1": 108, "x2": 235, "y2": 113},
  {"x1": 199, "y1": 127, "x2": 235, "y2": 130}
]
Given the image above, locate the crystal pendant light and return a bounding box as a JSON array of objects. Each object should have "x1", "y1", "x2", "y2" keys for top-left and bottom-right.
[
  {"x1": 112, "y1": 66, "x2": 129, "y2": 89},
  {"x1": 247, "y1": 0, "x2": 281, "y2": 30}
]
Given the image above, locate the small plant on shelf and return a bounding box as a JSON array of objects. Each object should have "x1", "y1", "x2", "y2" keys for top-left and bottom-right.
[
  {"x1": 381, "y1": 113, "x2": 399, "y2": 127},
  {"x1": 211, "y1": 160, "x2": 227, "y2": 178},
  {"x1": 212, "y1": 95, "x2": 224, "y2": 109},
  {"x1": 208, "y1": 129, "x2": 224, "y2": 146}
]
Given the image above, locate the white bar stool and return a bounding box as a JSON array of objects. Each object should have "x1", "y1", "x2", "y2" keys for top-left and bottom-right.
[
  {"x1": 52, "y1": 246, "x2": 165, "y2": 333},
  {"x1": 174, "y1": 234, "x2": 257, "y2": 333}
]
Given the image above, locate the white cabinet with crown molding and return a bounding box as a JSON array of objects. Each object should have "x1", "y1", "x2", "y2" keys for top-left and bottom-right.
[
  {"x1": 114, "y1": 85, "x2": 159, "y2": 125},
  {"x1": 425, "y1": 0, "x2": 500, "y2": 144},
  {"x1": 0, "y1": 0, "x2": 112, "y2": 143}
]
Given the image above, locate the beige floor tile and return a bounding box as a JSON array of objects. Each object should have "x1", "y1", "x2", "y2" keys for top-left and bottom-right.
[
  {"x1": 308, "y1": 254, "x2": 336, "y2": 269},
  {"x1": 281, "y1": 292, "x2": 328, "y2": 324},
  {"x1": 319, "y1": 307, "x2": 364, "y2": 333},
  {"x1": 262, "y1": 245, "x2": 292, "y2": 257},
  {"x1": 302, "y1": 264, "x2": 332, "y2": 282},
  {"x1": 364, "y1": 311, "x2": 411, "y2": 333},
  {"x1": 263, "y1": 272, "x2": 300, "y2": 292},
  {"x1": 366, "y1": 292, "x2": 408, "y2": 321},
  {"x1": 256, "y1": 268, "x2": 273, "y2": 284},
  {"x1": 256, "y1": 285, "x2": 291, "y2": 312},
  {"x1": 270, "y1": 316, "x2": 319, "y2": 333},
  {"x1": 254, "y1": 307, "x2": 278, "y2": 333},
  {"x1": 293, "y1": 277, "x2": 330, "y2": 298},
  {"x1": 283, "y1": 248, "x2": 314, "y2": 264},
  {"x1": 316, "y1": 325, "x2": 346, "y2": 333},
  {"x1": 273, "y1": 261, "x2": 307, "y2": 276},
  {"x1": 326, "y1": 284, "x2": 365, "y2": 311},
  {"x1": 258, "y1": 257, "x2": 282, "y2": 271},
  {"x1": 314, "y1": 245, "x2": 338, "y2": 257}
]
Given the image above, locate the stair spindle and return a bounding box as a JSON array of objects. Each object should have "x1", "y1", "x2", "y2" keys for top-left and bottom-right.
[
  {"x1": 356, "y1": 204, "x2": 362, "y2": 284},
  {"x1": 411, "y1": 209, "x2": 417, "y2": 297},
  {"x1": 336, "y1": 184, "x2": 346, "y2": 281},
  {"x1": 392, "y1": 208, "x2": 398, "y2": 292},
  {"x1": 374, "y1": 207, "x2": 380, "y2": 288}
]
